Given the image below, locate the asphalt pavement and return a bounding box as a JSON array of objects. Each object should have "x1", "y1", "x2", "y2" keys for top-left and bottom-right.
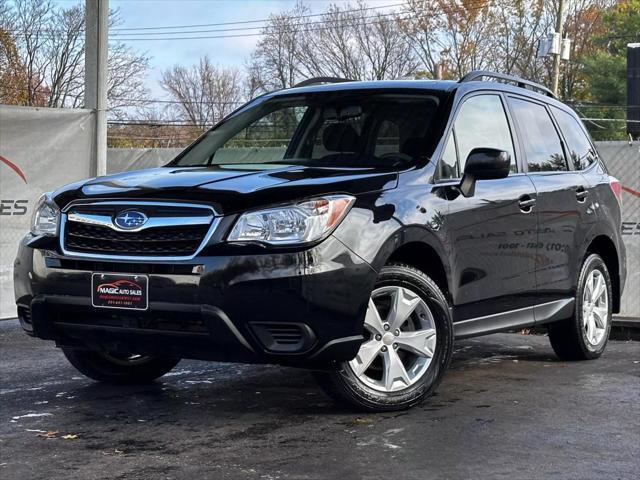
[{"x1": 1, "y1": 319, "x2": 639, "y2": 480}]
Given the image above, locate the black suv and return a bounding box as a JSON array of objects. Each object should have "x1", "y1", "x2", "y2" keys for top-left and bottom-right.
[{"x1": 15, "y1": 71, "x2": 626, "y2": 411}]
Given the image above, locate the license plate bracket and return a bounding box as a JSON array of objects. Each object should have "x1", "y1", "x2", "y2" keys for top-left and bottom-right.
[{"x1": 91, "y1": 273, "x2": 149, "y2": 311}]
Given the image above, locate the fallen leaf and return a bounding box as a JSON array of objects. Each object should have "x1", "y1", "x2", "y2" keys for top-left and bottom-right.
[
  {"x1": 36, "y1": 431, "x2": 58, "y2": 439},
  {"x1": 353, "y1": 417, "x2": 374, "y2": 425}
]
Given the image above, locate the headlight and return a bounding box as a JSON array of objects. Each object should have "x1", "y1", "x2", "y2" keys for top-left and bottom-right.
[
  {"x1": 31, "y1": 193, "x2": 60, "y2": 237},
  {"x1": 228, "y1": 195, "x2": 355, "y2": 245}
]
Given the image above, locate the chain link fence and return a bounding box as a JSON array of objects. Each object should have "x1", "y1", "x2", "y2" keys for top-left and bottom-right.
[{"x1": 595, "y1": 141, "x2": 640, "y2": 317}]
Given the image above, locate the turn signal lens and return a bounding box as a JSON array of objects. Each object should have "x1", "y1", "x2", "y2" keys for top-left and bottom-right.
[
  {"x1": 31, "y1": 193, "x2": 60, "y2": 237},
  {"x1": 228, "y1": 195, "x2": 355, "y2": 245}
]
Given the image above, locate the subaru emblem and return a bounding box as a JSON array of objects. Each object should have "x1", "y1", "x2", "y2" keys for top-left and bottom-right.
[{"x1": 114, "y1": 210, "x2": 148, "y2": 230}]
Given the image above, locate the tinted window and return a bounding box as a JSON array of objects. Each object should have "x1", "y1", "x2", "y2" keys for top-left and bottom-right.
[
  {"x1": 374, "y1": 120, "x2": 400, "y2": 157},
  {"x1": 552, "y1": 107, "x2": 597, "y2": 170},
  {"x1": 438, "y1": 133, "x2": 459, "y2": 179},
  {"x1": 174, "y1": 93, "x2": 442, "y2": 168},
  {"x1": 212, "y1": 106, "x2": 308, "y2": 164},
  {"x1": 454, "y1": 94, "x2": 516, "y2": 174},
  {"x1": 509, "y1": 98, "x2": 567, "y2": 172},
  {"x1": 311, "y1": 111, "x2": 365, "y2": 160}
]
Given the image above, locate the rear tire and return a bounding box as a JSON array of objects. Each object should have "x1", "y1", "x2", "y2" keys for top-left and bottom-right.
[
  {"x1": 548, "y1": 254, "x2": 613, "y2": 361},
  {"x1": 62, "y1": 348, "x2": 180, "y2": 384},
  {"x1": 315, "y1": 263, "x2": 453, "y2": 412}
]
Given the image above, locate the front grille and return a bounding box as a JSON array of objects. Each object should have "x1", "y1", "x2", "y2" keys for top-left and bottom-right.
[
  {"x1": 65, "y1": 222, "x2": 208, "y2": 256},
  {"x1": 62, "y1": 202, "x2": 216, "y2": 258}
]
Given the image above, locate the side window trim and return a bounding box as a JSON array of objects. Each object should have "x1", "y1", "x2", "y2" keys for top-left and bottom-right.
[
  {"x1": 452, "y1": 128, "x2": 460, "y2": 176},
  {"x1": 543, "y1": 103, "x2": 574, "y2": 172},
  {"x1": 434, "y1": 90, "x2": 519, "y2": 182},
  {"x1": 506, "y1": 94, "x2": 569, "y2": 174},
  {"x1": 498, "y1": 92, "x2": 526, "y2": 175}
]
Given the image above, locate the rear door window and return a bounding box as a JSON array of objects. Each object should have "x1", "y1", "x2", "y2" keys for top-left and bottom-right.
[
  {"x1": 509, "y1": 97, "x2": 568, "y2": 172},
  {"x1": 551, "y1": 107, "x2": 597, "y2": 170}
]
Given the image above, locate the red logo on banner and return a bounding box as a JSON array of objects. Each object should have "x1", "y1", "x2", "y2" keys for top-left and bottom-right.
[
  {"x1": 622, "y1": 186, "x2": 640, "y2": 198},
  {"x1": 0, "y1": 155, "x2": 28, "y2": 184}
]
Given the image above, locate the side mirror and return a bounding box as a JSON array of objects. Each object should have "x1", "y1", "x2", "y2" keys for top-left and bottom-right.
[{"x1": 459, "y1": 148, "x2": 511, "y2": 198}]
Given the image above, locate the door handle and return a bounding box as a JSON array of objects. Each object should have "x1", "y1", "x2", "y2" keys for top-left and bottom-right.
[
  {"x1": 576, "y1": 187, "x2": 589, "y2": 202},
  {"x1": 518, "y1": 195, "x2": 536, "y2": 213}
]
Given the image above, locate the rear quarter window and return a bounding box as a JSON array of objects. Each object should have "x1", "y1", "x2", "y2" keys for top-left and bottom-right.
[
  {"x1": 508, "y1": 97, "x2": 568, "y2": 172},
  {"x1": 551, "y1": 106, "x2": 598, "y2": 170}
]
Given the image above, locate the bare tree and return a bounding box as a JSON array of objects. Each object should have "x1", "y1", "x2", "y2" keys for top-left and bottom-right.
[
  {"x1": 161, "y1": 56, "x2": 244, "y2": 130},
  {"x1": 1, "y1": 0, "x2": 150, "y2": 116},
  {"x1": 400, "y1": 0, "x2": 501, "y2": 79},
  {"x1": 247, "y1": 2, "x2": 308, "y2": 91},
  {"x1": 249, "y1": 1, "x2": 417, "y2": 94},
  {"x1": 398, "y1": 0, "x2": 445, "y2": 78},
  {"x1": 46, "y1": 3, "x2": 84, "y2": 108}
]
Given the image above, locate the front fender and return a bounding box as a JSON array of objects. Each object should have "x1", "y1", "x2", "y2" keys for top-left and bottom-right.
[{"x1": 333, "y1": 186, "x2": 450, "y2": 277}]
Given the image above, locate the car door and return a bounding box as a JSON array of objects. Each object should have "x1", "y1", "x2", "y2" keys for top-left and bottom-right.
[
  {"x1": 437, "y1": 92, "x2": 539, "y2": 331},
  {"x1": 507, "y1": 96, "x2": 597, "y2": 315}
]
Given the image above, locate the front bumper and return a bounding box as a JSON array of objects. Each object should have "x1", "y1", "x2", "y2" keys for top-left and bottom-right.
[{"x1": 14, "y1": 235, "x2": 376, "y2": 368}]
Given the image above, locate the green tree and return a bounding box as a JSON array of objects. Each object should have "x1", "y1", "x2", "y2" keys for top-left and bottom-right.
[{"x1": 581, "y1": 0, "x2": 640, "y2": 139}]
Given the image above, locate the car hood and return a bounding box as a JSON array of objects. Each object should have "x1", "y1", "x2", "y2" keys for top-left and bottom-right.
[{"x1": 53, "y1": 164, "x2": 398, "y2": 214}]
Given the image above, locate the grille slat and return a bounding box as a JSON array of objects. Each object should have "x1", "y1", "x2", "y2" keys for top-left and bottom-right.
[
  {"x1": 67, "y1": 223, "x2": 206, "y2": 243},
  {"x1": 63, "y1": 202, "x2": 215, "y2": 258}
]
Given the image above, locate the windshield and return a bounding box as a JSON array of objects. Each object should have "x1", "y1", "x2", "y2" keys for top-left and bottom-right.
[{"x1": 172, "y1": 91, "x2": 443, "y2": 168}]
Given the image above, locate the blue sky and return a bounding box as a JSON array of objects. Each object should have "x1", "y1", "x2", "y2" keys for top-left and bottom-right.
[{"x1": 53, "y1": 0, "x2": 398, "y2": 99}]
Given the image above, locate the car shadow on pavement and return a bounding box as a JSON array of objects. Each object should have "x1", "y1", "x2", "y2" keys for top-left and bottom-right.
[{"x1": 48, "y1": 335, "x2": 563, "y2": 419}]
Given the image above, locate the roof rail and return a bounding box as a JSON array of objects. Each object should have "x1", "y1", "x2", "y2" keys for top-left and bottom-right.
[
  {"x1": 459, "y1": 70, "x2": 555, "y2": 98},
  {"x1": 293, "y1": 77, "x2": 355, "y2": 88}
]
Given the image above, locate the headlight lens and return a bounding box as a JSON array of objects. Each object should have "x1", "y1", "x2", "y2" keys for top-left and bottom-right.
[
  {"x1": 31, "y1": 194, "x2": 60, "y2": 237},
  {"x1": 228, "y1": 195, "x2": 355, "y2": 245}
]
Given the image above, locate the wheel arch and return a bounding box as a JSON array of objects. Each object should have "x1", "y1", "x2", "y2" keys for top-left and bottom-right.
[
  {"x1": 359, "y1": 223, "x2": 452, "y2": 306},
  {"x1": 585, "y1": 235, "x2": 620, "y2": 314},
  {"x1": 385, "y1": 242, "x2": 450, "y2": 300}
]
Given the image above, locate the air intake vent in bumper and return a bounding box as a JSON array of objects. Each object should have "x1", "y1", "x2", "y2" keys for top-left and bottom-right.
[{"x1": 249, "y1": 322, "x2": 316, "y2": 353}]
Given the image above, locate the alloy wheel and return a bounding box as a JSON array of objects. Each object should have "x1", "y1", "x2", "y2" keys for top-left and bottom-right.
[
  {"x1": 582, "y1": 269, "x2": 609, "y2": 347},
  {"x1": 348, "y1": 286, "x2": 437, "y2": 393}
]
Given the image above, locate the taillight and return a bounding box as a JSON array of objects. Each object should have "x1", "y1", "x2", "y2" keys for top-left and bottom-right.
[{"x1": 609, "y1": 177, "x2": 622, "y2": 205}]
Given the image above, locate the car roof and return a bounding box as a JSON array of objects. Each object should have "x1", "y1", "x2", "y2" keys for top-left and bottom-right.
[
  {"x1": 266, "y1": 79, "x2": 459, "y2": 98},
  {"x1": 254, "y1": 77, "x2": 576, "y2": 120}
]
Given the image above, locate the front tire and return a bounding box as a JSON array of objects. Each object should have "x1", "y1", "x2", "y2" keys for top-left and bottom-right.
[
  {"x1": 315, "y1": 263, "x2": 453, "y2": 412},
  {"x1": 62, "y1": 348, "x2": 180, "y2": 384},
  {"x1": 548, "y1": 253, "x2": 613, "y2": 360}
]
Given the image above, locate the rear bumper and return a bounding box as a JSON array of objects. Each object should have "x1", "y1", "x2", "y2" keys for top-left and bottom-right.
[{"x1": 14, "y1": 235, "x2": 376, "y2": 368}]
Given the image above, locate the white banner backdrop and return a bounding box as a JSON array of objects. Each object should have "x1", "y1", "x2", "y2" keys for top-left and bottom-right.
[{"x1": 0, "y1": 106, "x2": 94, "y2": 318}]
